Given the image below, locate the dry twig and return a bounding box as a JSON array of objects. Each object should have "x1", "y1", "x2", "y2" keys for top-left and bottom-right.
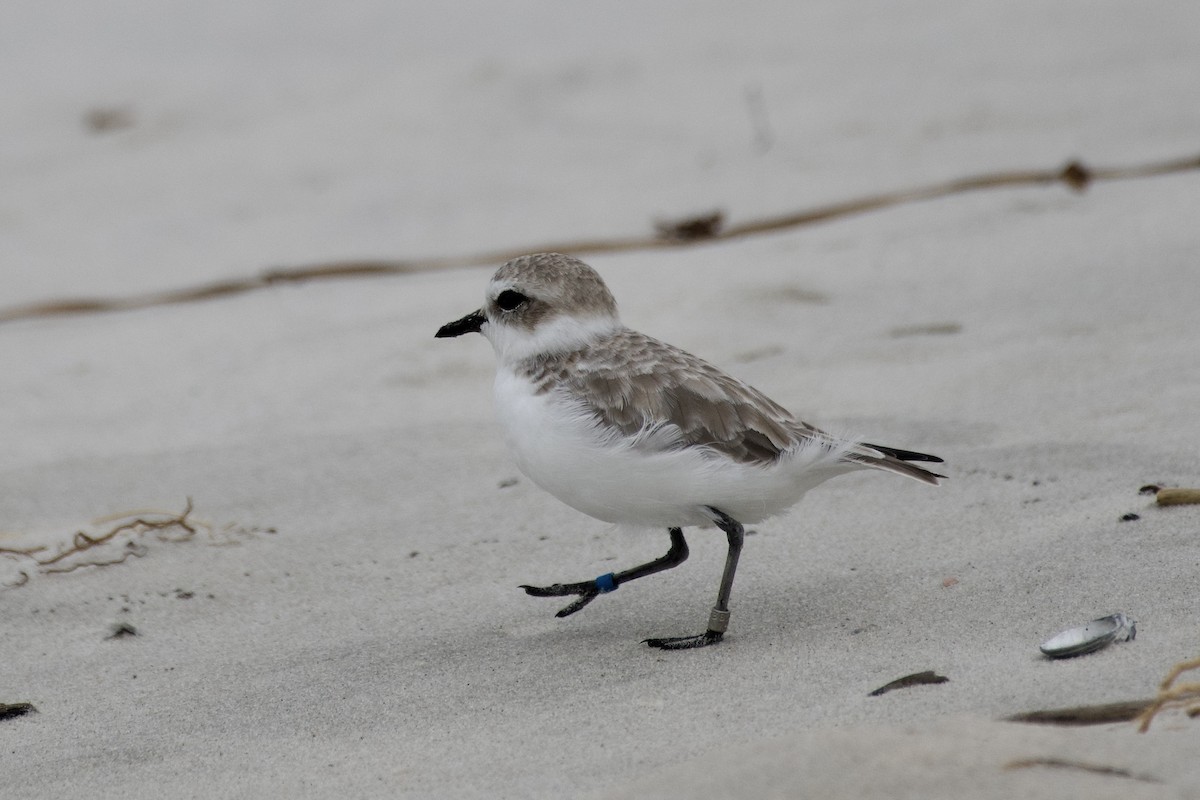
[{"x1": 1156, "y1": 488, "x2": 1200, "y2": 506}]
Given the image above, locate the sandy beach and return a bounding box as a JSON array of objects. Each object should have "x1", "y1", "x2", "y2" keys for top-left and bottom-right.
[{"x1": 4, "y1": 2, "x2": 1200, "y2": 797}]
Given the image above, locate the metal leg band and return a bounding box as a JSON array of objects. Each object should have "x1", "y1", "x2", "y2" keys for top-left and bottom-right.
[{"x1": 707, "y1": 607, "x2": 731, "y2": 634}]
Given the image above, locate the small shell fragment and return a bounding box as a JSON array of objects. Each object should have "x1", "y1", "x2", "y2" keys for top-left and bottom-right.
[{"x1": 1040, "y1": 613, "x2": 1137, "y2": 659}]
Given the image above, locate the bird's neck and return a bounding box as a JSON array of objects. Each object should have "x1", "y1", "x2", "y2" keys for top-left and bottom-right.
[{"x1": 489, "y1": 314, "x2": 622, "y2": 365}]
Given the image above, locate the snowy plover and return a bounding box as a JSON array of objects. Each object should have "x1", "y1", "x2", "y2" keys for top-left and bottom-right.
[{"x1": 437, "y1": 253, "x2": 943, "y2": 649}]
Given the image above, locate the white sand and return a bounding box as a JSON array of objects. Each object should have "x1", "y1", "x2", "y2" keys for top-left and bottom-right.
[{"x1": 4, "y1": 2, "x2": 1200, "y2": 798}]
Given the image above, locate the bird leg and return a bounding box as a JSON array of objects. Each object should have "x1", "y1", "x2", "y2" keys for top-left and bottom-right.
[
  {"x1": 521, "y1": 527, "x2": 689, "y2": 617},
  {"x1": 645, "y1": 508, "x2": 744, "y2": 650}
]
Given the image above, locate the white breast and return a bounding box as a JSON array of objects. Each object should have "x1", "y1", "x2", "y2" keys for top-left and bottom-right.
[{"x1": 491, "y1": 367, "x2": 853, "y2": 528}]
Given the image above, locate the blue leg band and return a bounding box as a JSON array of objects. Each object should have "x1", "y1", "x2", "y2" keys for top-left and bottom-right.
[{"x1": 595, "y1": 572, "x2": 618, "y2": 593}]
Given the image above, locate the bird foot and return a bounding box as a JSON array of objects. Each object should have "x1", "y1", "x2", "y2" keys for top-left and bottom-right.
[
  {"x1": 644, "y1": 630, "x2": 725, "y2": 650},
  {"x1": 520, "y1": 573, "x2": 617, "y2": 617}
]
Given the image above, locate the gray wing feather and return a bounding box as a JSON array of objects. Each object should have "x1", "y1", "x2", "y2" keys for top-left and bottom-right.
[{"x1": 522, "y1": 329, "x2": 825, "y2": 465}]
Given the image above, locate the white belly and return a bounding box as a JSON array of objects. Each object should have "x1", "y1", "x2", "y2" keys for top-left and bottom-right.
[{"x1": 492, "y1": 369, "x2": 851, "y2": 528}]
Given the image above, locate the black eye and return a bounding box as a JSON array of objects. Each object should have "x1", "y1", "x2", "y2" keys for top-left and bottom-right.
[{"x1": 496, "y1": 290, "x2": 528, "y2": 311}]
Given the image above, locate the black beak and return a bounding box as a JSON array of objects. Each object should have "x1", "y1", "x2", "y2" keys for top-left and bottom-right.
[{"x1": 435, "y1": 309, "x2": 485, "y2": 338}]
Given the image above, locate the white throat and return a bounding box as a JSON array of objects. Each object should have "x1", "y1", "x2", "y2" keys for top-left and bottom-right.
[{"x1": 485, "y1": 313, "x2": 621, "y2": 365}]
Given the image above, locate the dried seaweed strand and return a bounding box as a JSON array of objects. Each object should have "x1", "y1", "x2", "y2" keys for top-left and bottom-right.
[
  {"x1": 0, "y1": 543, "x2": 47, "y2": 556},
  {"x1": 2, "y1": 152, "x2": 1197, "y2": 326},
  {"x1": 0, "y1": 499, "x2": 201, "y2": 588},
  {"x1": 33, "y1": 498, "x2": 197, "y2": 567},
  {"x1": 1135, "y1": 656, "x2": 1200, "y2": 733}
]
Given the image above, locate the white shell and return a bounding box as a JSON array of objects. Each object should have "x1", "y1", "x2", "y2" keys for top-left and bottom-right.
[{"x1": 1039, "y1": 613, "x2": 1137, "y2": 659}]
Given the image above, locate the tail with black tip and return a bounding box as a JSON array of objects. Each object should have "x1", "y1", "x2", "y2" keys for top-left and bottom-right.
[{"x1": 846, "y1": 442, "x2": 945, "y2": 485}]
